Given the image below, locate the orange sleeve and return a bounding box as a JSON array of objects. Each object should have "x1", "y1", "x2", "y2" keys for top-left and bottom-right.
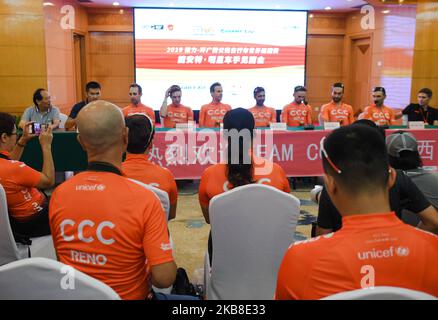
[
  {"x1": 122, "y1": 107, "x2": 128, "y2": 118},
  {"x1": 165, "y1": 170, "x2": 178, "y2": 206},
  {"x1": 142, "y1": 195, "x2": 174, "y2": 266},
  {"x1": 148, "y1": 108, "x2": 156, "y2": 123},
  {"x1": 198, "y1": 169, "x2": 210, "y2": 208},
  {"x1": 199, "y1": 106, "x2": 205, "y2": 127},
  {"x1": 348, "y1": 106, "x2": 355, "y2": 124},
  {"x1": 188, "y1": 107, "x2": 194, "y2": 121},
  {"x1": 389, "y1": 108, "x2": 396, "y2": 125},
  {"x1": 361, "y1": 106, "x2": 371, "y2": 120},
  {"x1": 281, "y1": 106, "x2": 288, "y2": 123},
  {"x1": 271, "y1": 109, "x2": 277, "y2": 123},
  {"x1": 321, "y1": 104, "x2": 330, "y2": 122},
  {"x1": 275, "y1": 247, "x2": 304, "y2": 300},
  {"x1": 306, "y1": 105, "x2": 313, "y2": 125},
  {"x1": 14, "y1": 163, "x2": 42, "y2": 188}
]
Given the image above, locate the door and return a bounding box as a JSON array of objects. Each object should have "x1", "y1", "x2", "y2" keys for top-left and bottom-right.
[
  {"x1": 349, "y1": 37, "x2": 372, "y2": 114},
  {"x1": 73, "y1": 33, "x2": 86, "y2": 102}
]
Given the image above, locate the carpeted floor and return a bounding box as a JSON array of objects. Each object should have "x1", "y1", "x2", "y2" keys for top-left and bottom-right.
[{"x1": 169, "y1": 179, "x2": 318, "y2": 281}]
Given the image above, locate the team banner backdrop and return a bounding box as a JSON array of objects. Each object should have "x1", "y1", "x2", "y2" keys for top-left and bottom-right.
[
  {"x1": 134, "y1": 8, "x2": 307, "y2": 110},
  {"x1": 147, "y1": 129, "x2": 438, "y2": 179}
]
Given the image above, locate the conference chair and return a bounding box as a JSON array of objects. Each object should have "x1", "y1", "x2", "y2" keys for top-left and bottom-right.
[
  {"x1": 59, "y1": 113, "x2": 68, "y2": 129},
  {"x1": 204, "y1": 184, "x2": 300, "y2": 300},
  {"x1": 322, "y1": 286, "x2": 437, "y2": 300},
  {"x1": 128, "y1": 179, "x2": 170, "y2": 220},
  {"x1": 128, "y1": 179, "x2": 173, "y2": 295},
  {"x1": 0, "y1": 257, "x2": 120, "y2": 300},
  {"x1": 0, "y1": 185, "x2": 56, "y2": 266}
]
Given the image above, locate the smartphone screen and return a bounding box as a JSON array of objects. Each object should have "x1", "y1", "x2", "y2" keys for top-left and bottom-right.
[{"x1": 30, "y1": 123, "x2": 42, "y2": 135}]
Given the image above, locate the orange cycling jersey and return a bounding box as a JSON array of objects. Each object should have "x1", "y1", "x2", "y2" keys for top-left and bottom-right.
[
  {"x1": 248, "y1": 105, "x2": 277, "y2": 127},
  {"x1": 199, "y1": 102, "x2": 231, "y2": 128},
  {"x1": 281, "y1": 102, "x2": 312, "y2": 127},
  {"x1": 321, "y1": 101, "x2": 355, "y2": 125},
  {"x1": 360, "y1": 104, "x2": 395, "y2": 126},
  {"x1": 0, "y1": 151, "x2": 45, "y2": 221},
  {"x1": 275, "y1": 212, "x2": 438, "y2": 300},
  {"x1": 122, "y1": 103, "x2": 156, "y2": 123},
  {"x1": 122, "y1": 153, "x2": 178, "y2": 205},
  {"x1": 162, "y1": 104, "x2": 194, "y2": 128},
  {"x1": 49, "y1": 170, "x2": 173, "y2": 300},
  {"x1": 199, "y1": 157, "x2": 291, "y2": 208}
]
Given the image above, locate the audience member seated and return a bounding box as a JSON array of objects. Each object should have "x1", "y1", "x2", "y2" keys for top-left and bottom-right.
[
  {"x1": 275, "y1": 125, "x2": 438, "y2": 300},
  {"x1": 387, "y1": 131, "x2": 438, "y2": 209},
  {"x1": 401, "y1": 88, "x2": 438, "y2": 125},
  {"x1": 49, "y1": 100, "x2": 176, "y2": 300},
  {"x1": 65, "y1": 81, "x2": 101, "y2": 131},
  {"x1": 199, "y1": 108, "x2": 290, "y2": 263},
  {"x1": 19, "y1": 88, "x2": 61, "y2": 130},
  {"x1": 122, "y1": 114, "x2": 178, "y2": 220},
  {"x1": 248, "y1": 87, "x2": 277, "y2": 127},
  {"x1": 122, "y1": 83, "x2": 156, "y2": 122},
  {"x1": 358, "y1": 87, "x2": 395, "y2": 126},
  {"x1": 0, "y1": 112, "x2": 54, "y2": 238},
  {"x1": 315, "y1": 120, "x2": 438, "y2": 236},
  {"x1": 160, "y1": 85, "x2": 194, "y2": 128}
]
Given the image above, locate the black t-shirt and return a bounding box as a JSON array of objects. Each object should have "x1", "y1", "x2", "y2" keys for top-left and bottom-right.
[
  {"x1": 402, "y1": 103, "x2": 438, "y2": 125},
  {"x1": 317, "y1": 170, "x2": 431, "y2": 231},
  {"x1": 69, "y1": 100, "x2": 87, "y2": 119}
]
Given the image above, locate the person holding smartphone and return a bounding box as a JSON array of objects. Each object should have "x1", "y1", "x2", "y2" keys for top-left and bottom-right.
[
  {"x1": 19, "y1": 88, "x2": 61, "y2": 130},
  {"x1": 0, "y1": 112, "x2": 55, "y2": 238}
]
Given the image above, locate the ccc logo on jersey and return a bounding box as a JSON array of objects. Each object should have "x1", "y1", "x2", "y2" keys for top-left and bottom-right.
[
  {"x1": 289, "y1": 110, "x2": 308, "y2": 117},
  {"x1": 252, "y1": 112, "x2": 272, "y2": 118},
  {"x1": 372, "y1": 112, "x2": 390, "y2": 119},
  {"x1": 330, "y1": 109, "x2": 349, "y2": 116},
  {"x1": 168, "y1": 111, "x2": 187, "y2": 118},
  {"x1": 207, "y1": 109, "x2": 227, "y2": 116}
]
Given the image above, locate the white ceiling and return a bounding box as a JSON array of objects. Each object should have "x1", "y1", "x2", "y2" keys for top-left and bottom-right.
[{"x1": 78, "y1": 0, "x2": 369, "y2": 11}]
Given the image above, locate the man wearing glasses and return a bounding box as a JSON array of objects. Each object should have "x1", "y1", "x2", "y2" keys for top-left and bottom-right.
[
  {"x1": 359, "y1": 87, "x2": 396, "y2": 126},
  {"x1": 320, "y1": 83, "x2": 355, "y2": 126},
  {"x1": 19, "y1": 88, "x2": 61, "y2": 130},
  {"x1": 0, "y1": 112, "x2": 54, "y2": 238},
  {"x1": 122, "y1": 83, "x2": 156, "y2": 122}
]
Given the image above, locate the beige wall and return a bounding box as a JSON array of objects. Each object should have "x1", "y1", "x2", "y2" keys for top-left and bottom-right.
[
  {"x1": 411, "y1": 2, "x2": 438, "y2": 106},
  {"x1": 87, "y1": 8, "x2": 134, "y2": 108},
  {"x1": 2, "y1": 3, "x2": 422, "y2": 118},
  {"x1": 306, "y1": 13, "x2": 347, "y2": 119},
  {"x1": 343, "y1": 6, "x2": 417, "y2": 114},
  {"x1": 0, "y1": 0, "x2": 47, "y2": 115},
  {"x1": 43, "y1": 0, "x2": 88, "y2": 115}
]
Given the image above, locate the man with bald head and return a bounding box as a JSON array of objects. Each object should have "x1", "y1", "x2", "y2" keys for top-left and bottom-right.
[{"x1": 49, "y1": 100, "x2": 176, "y2": 300}]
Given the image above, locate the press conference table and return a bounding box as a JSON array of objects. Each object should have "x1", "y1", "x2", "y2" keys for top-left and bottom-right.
[{"x1": 20, "y1": 126, "x2": 438, "y2": 179}]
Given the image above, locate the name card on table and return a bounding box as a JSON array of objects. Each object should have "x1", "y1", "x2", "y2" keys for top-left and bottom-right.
[
  {"x1": 176, "y1": 122, "x2": 195, "y2": 131},
  {"x1": 270, "y1": 123, "x2": 287, "y2": 131},
  {"x1": 323, "y1": 122, "x2": 341, "y2": 130},
  {"x1": 408, "y1": 121, "x2": 425, "y2": 130}
]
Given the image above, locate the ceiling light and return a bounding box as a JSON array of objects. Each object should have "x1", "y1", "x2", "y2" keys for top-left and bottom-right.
[
  {"x1": 309, "y1": 14, "x2": 314, "y2": 18},
  {"x1": 382, "y1": 9, "x2": 390, "y2": 14},
  {"x1": 43, "y1": 2, "x2": 54, "y2": 6},
  {"x1": 112, "y1": 2, "x2": 120, "y2": 6},
  {"x1": 325, "y1": 6, "x2": 332, "y2": 10}
]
